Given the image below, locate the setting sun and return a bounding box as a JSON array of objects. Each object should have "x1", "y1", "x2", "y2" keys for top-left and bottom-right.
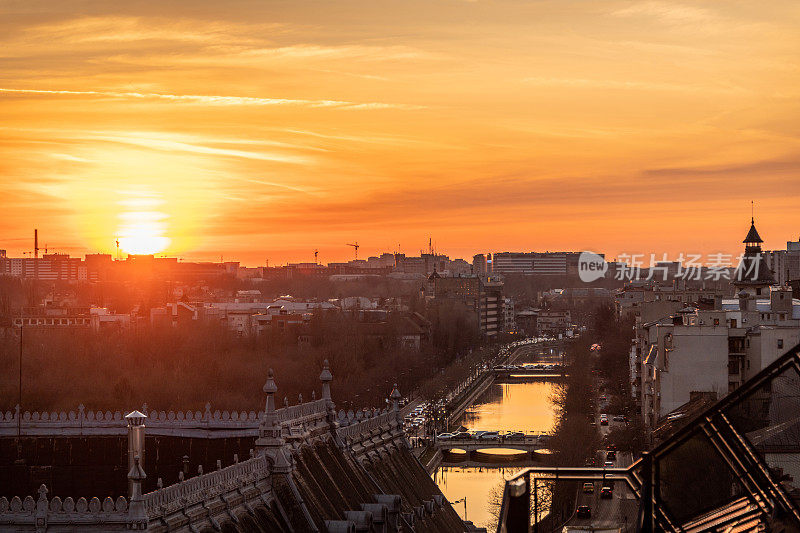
[{"x1": 117, "y1": 211, "x2": 171, "y2": 256}]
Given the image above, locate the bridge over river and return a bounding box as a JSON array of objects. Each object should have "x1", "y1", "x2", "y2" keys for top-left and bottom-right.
[{"x1": 434, "y1": 437, "x2": 545, "y2": 454}]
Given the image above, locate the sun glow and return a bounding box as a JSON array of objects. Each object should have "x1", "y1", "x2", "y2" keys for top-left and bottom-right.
[
  {"x1": 119, "y1": 231, "x2": 170, "y2": 255},
  {"x1": 117, "y1": 196, "x2": 171, "y2": 255}
]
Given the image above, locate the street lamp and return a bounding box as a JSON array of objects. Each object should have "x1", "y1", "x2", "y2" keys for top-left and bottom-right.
[
  {"x1": 16, "y1": 321, "x2": 23, "y2": 459},
  {"x1": 452, "y1": 497, "x2": 467, "y2": 520}
]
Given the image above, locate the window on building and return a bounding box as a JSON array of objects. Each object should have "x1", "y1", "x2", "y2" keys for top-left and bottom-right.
[
  {"x1": 778, "y1": 339, "x2": 784, "y2": 349},
  {"x1": 713, "y1": 318, "x2": 720, "y2": 326},
  {"x1": 729, "y1": 382, "x2": 739, "y2": 393},
  {"x1": 728, "y1": 358, "x2": 740, "y2": 375},
  {"x1": 757, "y1": 288, "x2": 762, "y2": 295}
]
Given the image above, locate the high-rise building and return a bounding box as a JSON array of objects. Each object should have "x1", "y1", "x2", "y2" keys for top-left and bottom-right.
[
  {"x1": 492, "y1": 251, "x2": 589, "y2": 275},
  {"x1": 472, "y1": 254, "x2": 487, "y2": 276}
]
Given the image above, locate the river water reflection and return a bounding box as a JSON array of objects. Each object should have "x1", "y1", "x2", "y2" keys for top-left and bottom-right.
[{"x1": 432, "y1": 380, "x2": 558, "y2": 529}]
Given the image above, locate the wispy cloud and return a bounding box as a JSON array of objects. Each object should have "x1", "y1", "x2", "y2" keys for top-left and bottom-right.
[
  {"x1": 522, "y1": 76, "x2": 747, "y2": 95},
  {"x1": 85, "y1": 134, "x2": 311, "y2": 164},
  {"x1": 612, "y1": 1, "x2": 715, "y2": 24},
  {"x1": 0, "y1": 88, "x2": 423, "y2": 110}
]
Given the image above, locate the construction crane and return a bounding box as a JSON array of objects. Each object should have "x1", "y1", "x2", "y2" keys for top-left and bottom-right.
[
  {"x1": 346, "y1": 242, "x2": 359, "y2": 260},
  {"x1": 314, "y1": 249, "x2": 319, "y2": 264}
]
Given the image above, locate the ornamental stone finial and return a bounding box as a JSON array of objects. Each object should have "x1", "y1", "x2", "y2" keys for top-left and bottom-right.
[
  {"x1": 390, "y1": 384, "x2": 401, "y2": 413},
  {"x1": 298, "y1": 393, "x2": 303, "y2": 404},
  {"x1": 320, "y1": 359, "x2": 332, "y2": 383},
  {"x1": 36, "y1": 484, "x2": 48, "y2": 512},
  {"x1": 320, "y1": 359, "x2": 333, "y2": 401},
  {"x1": 263, "y1": 368, "x2": 277, "y2": 394}
]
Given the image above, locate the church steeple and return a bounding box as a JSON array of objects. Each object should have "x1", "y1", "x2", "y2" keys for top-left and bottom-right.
[
  {"x1": 734, "y1": 210, "x2": 774, "y2": 292},
  {"x1": 743, "y1": 217, "x2": 763, "y2": 247}
]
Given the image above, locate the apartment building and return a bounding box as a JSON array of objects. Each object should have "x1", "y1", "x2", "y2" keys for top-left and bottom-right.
[
  {"x1": 635, "y1": 219, "x2": 800, "y2": 431},
  {"x1": 492, "y1": 251, "x2": 587, "y2": 276},
  {"x1": 432, "y1": 274, "x2": 505, "y2": 336}
]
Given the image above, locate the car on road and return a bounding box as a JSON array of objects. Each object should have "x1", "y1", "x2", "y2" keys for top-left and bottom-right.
[
  {"x1": 451, "y1": 431, "x2": 472, "y2": 439},
  {"x1": 437, "y1": 433, "x2": 455, "y2": 440},
  {"x1": 600, "y1": 486, "x2": 613, "y2": 499},
  {"x1": 576, "y1": 505, "x2": 591, "y2": 518},
  {"x1": 582, "y1": 482, "x2": 594, "y2": 494},
  {"x1": 505, "y1": 432, "x2": 525, "y2": 440},
  {"x1": 606, "y1": 450, "x2": 617, "y2": 460},
  {"x1": 612, "y1": 415, "x2": 627, "y2": 422},
  {"x1": 604, "y1": 460, "x2": 615, "y2": 467},
  {"x1": 478, "y1": 431, "x2": 500, "y2": 441},
  {"x1": 606, "y1": 444, "x2": 617, "y2": 451}
]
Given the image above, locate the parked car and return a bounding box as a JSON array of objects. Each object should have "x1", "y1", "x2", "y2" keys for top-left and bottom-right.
[
  {"x1": 582, "y1": 482, "x2": 594, "y2": 494},
  {"x1": 612, "y1": 415, "x2": 626, "y2": 422},
  {"x1": 600, "y1": 486, "x2": 613, "y2": 499},
  {"x1": 576, "y1": 505, "x2": 591, "y2": 518}
]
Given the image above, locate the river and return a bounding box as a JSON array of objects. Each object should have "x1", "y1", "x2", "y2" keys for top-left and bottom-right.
[{"x1": 432, "y1": 379, "x2": 559, "y2": 529}]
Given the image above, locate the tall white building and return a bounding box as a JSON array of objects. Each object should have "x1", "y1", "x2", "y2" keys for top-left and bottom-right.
[{"x1": 636, "y1": 219, "x2": 800, "y2": 430}]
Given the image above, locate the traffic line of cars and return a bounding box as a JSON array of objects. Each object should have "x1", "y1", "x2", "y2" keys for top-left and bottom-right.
[
  {"x1": 492, "y1": 362, "x2": 563, "y2": 372},
  {"x1": 575, "y1": 445, "x2": 619, "y2": 519},
  {"x1": 599, "y1": 413, "x2": 628, "y2": 426}
]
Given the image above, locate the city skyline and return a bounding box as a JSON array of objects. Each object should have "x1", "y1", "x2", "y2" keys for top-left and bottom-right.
[{"x1": 2, "y1": 1, "x2": 800, "y2": 264}]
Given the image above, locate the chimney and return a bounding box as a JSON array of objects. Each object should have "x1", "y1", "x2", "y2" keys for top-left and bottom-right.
[{"x1": 125, "y1": 410, "x2": 147, "y2": 497}]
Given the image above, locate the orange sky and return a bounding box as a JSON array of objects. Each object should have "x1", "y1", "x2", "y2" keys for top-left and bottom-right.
[{"x1": 1, "y1": 1, "x2": 799, "y2": 265}]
